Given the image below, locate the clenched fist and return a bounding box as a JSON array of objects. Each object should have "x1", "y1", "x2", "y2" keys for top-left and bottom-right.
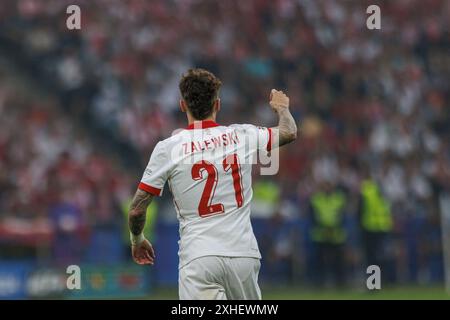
[{"x1": 269, "y1": 89, "x2": 290, "y2": 113}]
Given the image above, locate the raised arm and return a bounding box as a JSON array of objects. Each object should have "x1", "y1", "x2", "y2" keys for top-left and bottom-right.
[
  {"x1": 269, "y1": 89, "x2": 298, "y2": 148},
  {"x1": 128, "y1": 188, "x2": 156, "y2": 265}
]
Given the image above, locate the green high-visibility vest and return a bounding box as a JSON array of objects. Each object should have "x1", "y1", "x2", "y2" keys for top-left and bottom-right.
[
  {"x1": 310, "y1": 191, "x2": 347, "y2": 244},
  {"x1": 361, "y1": 180, "x2": 392, "y2": 232},
  {"x1": 253, "y1": 180, "x2": 280, "y2": 205}
]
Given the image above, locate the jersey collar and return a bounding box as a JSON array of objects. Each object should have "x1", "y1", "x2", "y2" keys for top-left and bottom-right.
[{"x1": 186, "y1": 120, "x2": 220, "y2": 130}]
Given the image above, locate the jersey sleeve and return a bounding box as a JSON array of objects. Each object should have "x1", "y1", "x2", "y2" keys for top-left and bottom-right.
[
  {"x1": 139, "y1": 141, "x2": 171, "y2": 196},
  {"x1": 234, "y1": 124, "x2": 272, "y2": 153},
  {"x1": 259, "y1": 126, "x2": 272, "y2": 152}
]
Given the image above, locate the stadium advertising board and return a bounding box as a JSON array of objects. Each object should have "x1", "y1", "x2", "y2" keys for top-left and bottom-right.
[
  {"x1": 68, "y1": 264, "x2": 151, "y2": 299},
  {"x1": 0, "y1": 262, "x2": 151, "y2": 299}
]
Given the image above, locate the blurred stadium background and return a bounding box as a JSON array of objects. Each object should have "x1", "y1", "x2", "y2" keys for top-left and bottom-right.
[{"x1": 0, "y1": 0, "x2": 449, "y2": 299}]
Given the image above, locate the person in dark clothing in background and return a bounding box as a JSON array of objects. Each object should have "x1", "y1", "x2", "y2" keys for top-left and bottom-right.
[
  {"x1": 309, "y1": 182, "x2": 348, "y2": 287},
  {"x1": 358, "y1": 173, "x2": 393, "y2": 280}
]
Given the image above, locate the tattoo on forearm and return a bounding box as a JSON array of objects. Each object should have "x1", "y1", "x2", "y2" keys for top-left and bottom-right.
[
  {"x1": 129, "y1": 189, "x2": 153, "y2": 235},
  {"x1": 277, "y1": 108, "x2": 297, "y2": 147}
]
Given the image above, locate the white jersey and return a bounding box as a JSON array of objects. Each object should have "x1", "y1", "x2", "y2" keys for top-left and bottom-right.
[{"x1": 139, "y1": 120, "x2": 272, "y2": 268}]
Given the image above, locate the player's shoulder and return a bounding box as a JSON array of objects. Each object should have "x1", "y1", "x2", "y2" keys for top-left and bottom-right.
[
  {"x1": 157, "y1": 128, "x2": 190, "y2": 146},
  {"x1": 229, "y1": 123, "x2": 268, "y2": 136},
  {"x1": 229, "y1": 123, "x2": 259, "y2": 131}
]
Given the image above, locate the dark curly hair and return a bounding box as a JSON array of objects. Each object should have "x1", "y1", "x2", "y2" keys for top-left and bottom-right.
[{"x1": 179, "y1": 68, "x2": 222, "y2": 120}]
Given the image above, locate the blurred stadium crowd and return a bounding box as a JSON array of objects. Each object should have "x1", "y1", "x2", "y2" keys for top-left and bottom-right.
[{"x1": 0, "y1": 0, "x2": 448, "y2": 289}]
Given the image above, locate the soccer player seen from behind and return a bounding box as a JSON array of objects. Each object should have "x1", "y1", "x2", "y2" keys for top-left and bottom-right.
[{"x1": 128, "y1": 68, "x2": 297, "y2": 300}]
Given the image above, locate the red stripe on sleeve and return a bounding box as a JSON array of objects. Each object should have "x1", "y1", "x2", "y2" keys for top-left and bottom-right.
[
  {"x1": 267, "y1": 128, "x2": 272, "y2": 152},
  {"x1": 138, "y1": 182, "x2": 162, "y2": 196}
]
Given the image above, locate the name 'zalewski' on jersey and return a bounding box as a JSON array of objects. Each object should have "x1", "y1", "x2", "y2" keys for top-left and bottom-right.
[{"x1": 138, "y1": 120, "x2": 272, "y2": 268}]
